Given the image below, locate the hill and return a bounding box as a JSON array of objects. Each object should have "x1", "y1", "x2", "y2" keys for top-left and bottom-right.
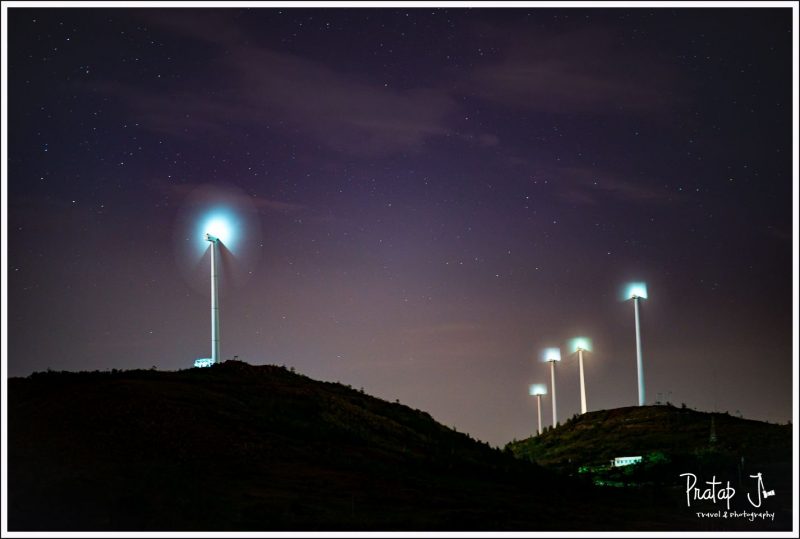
[
  {"x1": 7, "y1": 361, "x2": 791, "y2": 531},
  {"x1": 508, "y1": 405, "x2": 790, "y2": 469},
  {"x1": 507, "y1": 405, "x2": 792, "y2": 523}
]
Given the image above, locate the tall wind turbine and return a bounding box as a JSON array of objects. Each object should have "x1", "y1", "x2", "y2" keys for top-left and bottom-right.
[
  {"x1": 206, "y1": 232, "x2": 220, "y2": 365},
  {"x1": 529, "y1": 384, "x2": 548, "y2": 435},
  {"x1": 623, "y1": 282, "x2": 648, "y2": 405},
  {"x1": 568, "y1": 337, "x2": 593, "y2": 414},
  {"x1": 541, "y1": 348, "x2": 561, "y2": 427},
  {"x1": 194, "y1": 217, "x2": 233, "y2": 368}
]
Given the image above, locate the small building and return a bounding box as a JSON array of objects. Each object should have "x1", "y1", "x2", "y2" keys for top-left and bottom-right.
[{"x1": 611, "y1": 455, "x2": 642, "y2": 467}]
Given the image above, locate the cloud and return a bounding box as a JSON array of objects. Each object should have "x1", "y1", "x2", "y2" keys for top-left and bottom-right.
[
  {"x1": 94, "y1": 13, "x2": 458, "y2": 157},
  {"x1": 154, "y1": 179, "x2": 306, "y2": 214},
  {"x1": 230, "y1": 48, "x2": 457, "y2": 156},
  {"x1": 91, "y1": 13, "x2": 687, "y2": 159},
  {"x1": 88, "y1": 81, "x2": 251, "y2": 138},
  {"x1": 554, "y1": 166, "x2": 675, "y2": 205},
  {"x1": 463, "y1": 26, "x2": 686, "y2": 115}
]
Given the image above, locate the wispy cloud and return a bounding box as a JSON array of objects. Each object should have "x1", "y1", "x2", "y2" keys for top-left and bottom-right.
[
  {"x1": 555, "y1": 166, "x2": 675, "y2": 205},
  {"x1": 91, "y1": 13, "x2": 687, "y2": 158},
  {"x1": 155, "y1": 179, "x2": 307, "y2": 214},
  {"x1": 463, "y1": 26, "x2": 686, "y2": 116},
  {"x1": 231, "y1": 47, "x2": 457, "y2": 156},
  {"x1": 93, "y1": 12, "x2": 458, "y2": 157}
]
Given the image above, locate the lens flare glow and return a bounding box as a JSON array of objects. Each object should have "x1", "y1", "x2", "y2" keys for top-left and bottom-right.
[
  {"x1": 174, "y1": 183, "x2": 263, "y2": 296},
  {"x1": 568, "y1": 337, "x2": 593, "y2": 354},
  {"x1": 529, "y1": 383, "x2": 548, "y2": 396},
  {"x1": 541, "y1": 347, "x2": 561, "y2": 362},
  {"x1": 621, "y1": 281, "x2": 648, "y2": 300},
  {"x1": 204, "y1": 218, "x2": 232, "y2": 243},
  {"x1": 198, "y1": 210, "x2": 239, "y2": 252}
]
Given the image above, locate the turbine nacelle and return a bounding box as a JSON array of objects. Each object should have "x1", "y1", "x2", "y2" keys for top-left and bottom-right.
[
  {"x1": 529, "y1": 383, "x2": 548, "y2": 396},
  {"x1": 541, "y1": 347, "x2": 562, "y2": 362},
  {"x1": 622, "y1": 281, "x2": 648, "y2": 301},
  {"x1": 568, "y1": 337, "x2": 593, "y2": 354},
  {"x1": 202, "y1": 214, "x2": 234, "y2": 247}
]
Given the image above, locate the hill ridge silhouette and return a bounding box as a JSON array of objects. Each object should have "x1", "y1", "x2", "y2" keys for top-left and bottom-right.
[{"x1": 8, "y1": 360, "x2": 790, "y2": 531}]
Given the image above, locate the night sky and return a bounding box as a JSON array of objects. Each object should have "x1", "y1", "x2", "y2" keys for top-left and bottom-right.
[{"x1": 6, "y1": 6, "x2": 794, "y2": 446}]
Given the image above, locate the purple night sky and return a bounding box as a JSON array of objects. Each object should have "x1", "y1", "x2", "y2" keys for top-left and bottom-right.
[{"x1": 6, "y1": 6, "x2": 794, "y2": 446}]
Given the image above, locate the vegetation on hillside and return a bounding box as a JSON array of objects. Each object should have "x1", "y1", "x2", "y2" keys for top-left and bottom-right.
[{"x1": 507, "y1": 404, "x2": 792, "y2": 521}]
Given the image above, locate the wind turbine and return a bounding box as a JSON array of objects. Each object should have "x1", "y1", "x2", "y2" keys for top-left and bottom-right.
[
  {"x1": 541, "y1": 347, "x2": 561, "y2": 427},
  {"x1": 568, "y1": 337, "x2": 593, "y2": 414},
  {"x1": 529, "y1": 384, "x2": 548, "y2": 435},
  {"x1": 623, "y1": 282, "x2": 648, "y2": 405},
  {"x1": 194, "y1": 216, "x2": 234, "y2": 368}
]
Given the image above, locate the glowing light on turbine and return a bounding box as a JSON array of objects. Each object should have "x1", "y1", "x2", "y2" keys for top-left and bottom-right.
[
  {"x1": 568, "y1": 337, "x2": 593, "y2": 354},
  {"x1": 205, "y1": 217, "x2": 232, "y2": 243},
  {"x1": 541, "y1": 347, "x2": 561, "y2": 362},
  {"x1": 174, "y1": 183, "x2": 263, "y2": 299},
  {"x1": 622, "y1": 282, "x2": 648, "y2": 300},
  {"x1": 529, "y1": 383, "x2": 548, "y2": 396},
  {"x1": 196, "y1": 209, "x2": 239, "y2": 253}
]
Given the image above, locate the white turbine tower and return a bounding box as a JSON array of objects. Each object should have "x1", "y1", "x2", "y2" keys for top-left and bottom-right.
[
  {"x1": 568, "y1": 337, "x2": 593, "y2": 414},
  {"x1": 194, "y1": 217, "x2": 232, "y2": 368},
  {"x1": 541, "y1": 348, "x2": 561, "y2": 427},
  {"x1": 206, "y1": 232, "x2": 220, "y2": 365},
  {"x1": 529, "y1": 384, "x2": 548, "y2": 435},
  {"x1": 624, "y1": 282, "x2": 648, "y2": 405}
]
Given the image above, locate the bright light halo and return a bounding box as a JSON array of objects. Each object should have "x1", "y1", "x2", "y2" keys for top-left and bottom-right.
[
  {"x1": 568, "y1": 337, "x2": 593, "y2": 354},
  {"x1": 529, "y1": 383, "x2": 548, "y2": 396},
  {"x1": 197, "y1": 210, "x2": 238, "y2": 252},
  {"x1": 541, "y1": 347, "x2": 561, "y2": 362},
  {"x1": 204, "y1": 217, "x2": 232, "y2": 243},
  {"x1": 624, "y1": 282, "x2": 648, "y2": 300}
]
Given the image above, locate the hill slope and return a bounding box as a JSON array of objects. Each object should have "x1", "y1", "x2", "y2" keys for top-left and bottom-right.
[
  {"x1": 8, "y1": 362, "x2": 790, "y2": 531},
  {"x1": 7, "y1": 361, "x2": 601, "y2": 530},
  {"x1": 507, "y1": 405, "x2": 792, "y2": 525},
  {"x1": 508, "y1": 405, "x2": 791, "y2": 469},
  {"x1": 509, "y1": 406, "x2": 791, "y2": 466}
]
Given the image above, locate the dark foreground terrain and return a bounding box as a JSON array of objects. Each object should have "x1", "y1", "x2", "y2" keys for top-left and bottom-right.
[
  {"x1": 508, "y1": 404, "x2": 792, "y2": 527},
  {"x1": 8, "y1": 361, "x2": 792, "y2": 531}
]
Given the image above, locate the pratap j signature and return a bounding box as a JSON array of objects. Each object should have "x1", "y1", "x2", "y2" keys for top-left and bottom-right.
[{"x1": 679, "y1": 472, "x2": 775, "y2": 510}]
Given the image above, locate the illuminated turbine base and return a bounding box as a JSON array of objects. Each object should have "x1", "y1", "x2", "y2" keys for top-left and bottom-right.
[{"x1": 194, "y1": 358, "x2": 215, "y2": 368}]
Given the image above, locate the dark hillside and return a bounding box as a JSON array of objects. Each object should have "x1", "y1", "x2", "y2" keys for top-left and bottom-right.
[
  {"x1": 507, "y1": 405, "x2": 792, "y2": 526},
  {"x1": 509, "y1": 405, "x2": 790, "y2": 469},
  {"x1": 7, "y1": 361, "x2": 593, "y2": 530},
  {"x1": 8, "y1": 361, "x2": 788, "y2": 531}
]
